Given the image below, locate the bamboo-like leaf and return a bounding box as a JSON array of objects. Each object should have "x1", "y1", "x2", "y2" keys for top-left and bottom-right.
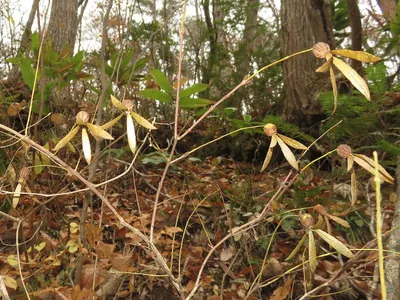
[
  {"x1": 87, "y1": 123, "x2": 114, "y2": 140},
  {"x1": 285, "y1": 233, "x2": 306, "y2": 261},
  {"x1": 308, "y1": 230, "x2": 317, "y2": 272},
  {"x1": 101, "y1": 114, "x2": 123, "y2": 130},
  {"x1": 81, "y1": 128, "x2": 91, "y2": 164},
  {"x1": 277, "y1": 136, "x2": 299, "y2": 170},
  {"x1": 12, "y1": 182, "x2": 22, "y2": 209},
  {"x1": 351, "y1": 169, "x2": 357, "y2": 206},
  {"x1": 314, "y1": 229, "x2": 354, "y2": 258},
  {"x1": 354, "y1": 154, "x2": 394, "y2": 184},
  {"x1": 261, "y1": 146, "x2": 274, "y2": 172},
  {"x1": 332, "y1": 57, "x2": 370, "y2": 101},
  {"x1": 53, "y1": 126, "x2": 79, "y2": 151},
  {"x1": 131, "y1": 111, "x2": 157, "y2": 130},
  {"x1": 278, "y1": 134, "x2": 307, "y2": 150},
  {"x1": 126, "y1": 114, "x2": 137, "y2": 154},
  {"x1": 347, "y1": 155, "x2": 354, "y2": 172},
  {"x1": 327, "y1": 214, "x2": 350, "y2": 228},
  {"x1": 331, "y1": 49, "x2": 382, "y2": 63},
  {"x1": 111, "y1": 95, "x2": 128, "y2": 110},
  {"x1": 315, "y1": 59, "x2": 332, "y2": 73},
  {"x1": 330, "y1": 66, "x2": 338, "y2": 114}
]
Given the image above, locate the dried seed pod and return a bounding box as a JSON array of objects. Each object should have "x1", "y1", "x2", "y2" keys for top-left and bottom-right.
[
  {"x1": 263, "y1": 123, "x2": 277, "y2": 137},
  {"x1": 122, "y1": 99, "x2": 134, "y2": 111},
  {"x1": 300, "y1": 214, "x2": 315, "y2": 229},
  {"x1": 19, "y1": 167, "x2": 30, "y2": 182},
  {"x1": 76, "y1": 111, "x2": 90, "y2": 125},
  {"x1": 337, "y1": 144, "x2": 352, "y2": 158},
  {"x1": 313, "y1": 42, "x2": 331, "y2": 59}
]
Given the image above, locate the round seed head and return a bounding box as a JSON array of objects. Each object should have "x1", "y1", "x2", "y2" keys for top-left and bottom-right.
[
  {"x1": 76, "y1": 111, "x2": 90, "y2": 125},
  {"x1": 263, "y1": 123, "x2": 277, "y2": 136},
  {"x1": 122, "y1": 99, "x2": 134, "y2": 111},
  {"x1": 300, "y1": 214, "x2": 315, "y2": 229},
  {"x1": 312, "y1": 42, "x2": 331, "y2": 59},
  {"x1": 337, "y1": 144, "x2": 352, "y2": 158}
]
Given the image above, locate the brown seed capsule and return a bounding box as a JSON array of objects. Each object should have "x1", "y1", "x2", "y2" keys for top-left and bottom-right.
[
  {"x1": 19, "y1": 167, "x2": 30, "y2": 181},
  {"x1": 337, "y1": 144, "x2": 352, "y2": 159},
  {"x1": 122, "y1": 99, "x2": 134, "y2": 111},
  {"x1": 314, "y1": 204, "x2": 327, "y2": 216},
  {"x1": 263, "y1": 123, "x2": 277, "y2": 137},
  {"x1": 300, "y1": 214, "x2": 315, "y2": 229},
  {"x1": 312, "y1": 42, "x2": 331, "y2": 59},
  {"x1": 76, "y1": 111, "x2": 90, "y2": 125}
]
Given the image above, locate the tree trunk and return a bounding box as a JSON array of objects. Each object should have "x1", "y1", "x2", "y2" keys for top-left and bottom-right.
[
  {"x1": 346, "y1": 0, "x2": 363, "y2": 73},
  {"x1": 280, "y1": 0, "x2": 334, "y2": 127},
  {"x1": 47, "y1": 0, "x2": 79, "y2": 53}
]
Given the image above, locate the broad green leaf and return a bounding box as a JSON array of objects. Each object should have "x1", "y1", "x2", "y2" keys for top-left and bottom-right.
[
  {"x1": 314, "y1": 229, "x2": 354, "y2": 258},
  {"x1": 101, "y1": 114, "x2": 123, "y2": 130},
  {"x1": 111, "y1": 95, "x2": 128, "y2": 110},
  {"x1": 278, "y1": 134, "x2": 307, "y2": 150},
  {"x1": 330, "y1": 66, "x2": 338, "y2": 114},
  {"x1": 351, "y1": 169, "x2": 357, "y2": 206},
  {"x1": 285, "y1": 233, "x2": 306, "y2": 261},
  {"x1": 131, "y1": 111, "x2": 157, "y2": 130},
  {"x1": 20, "y1": 57, "x2": 36, "y2": 90},
  {"x1": 31, "y1": 32, "x2": 40, "y2": 51},
  {"x1": 277, "y1": 136, "x2": 299, "y2": 170},
  {"x1": 150, "y1": 68, "x2": 172, "y2": 94},
  {"x1": 180, "y1": 97, "x2": 214, "y2": 108},
  {"x1": 53, "y1": 126, "x2": 79, "y2": 151},
  {"x1": 179, "y1": 83, "x2": 208, "y2": 98},
  {"x1": 308, "y1": 230, "x2": 317, "y2": 272},
  {"x1": 243, "y1": 114, "x2": 252, "y2": 123},
  {"x1": 332, "y1": 57, "x2": 370, "y2": 101},
  {"x1": 126, "y1": 114, "x2": 137, "y2": 154},
  {"x1": 261, "y1": 146, "x2": 274, "y2": 172},
  {"x1": 139, "y1": 89, "x2": 172, "y2": 103},
  {"x1": 331, "y1": 49, "x2": 381, "y2": 63},
  {"x1": 82, "y1": 128, "x2": 92, "y2": 164},
  {"x1": 87, "y1": 123, "x2": 114, "y2": 140},
  {"x1": 353, "y1": 154, "x2": 394, "y2": 184}
]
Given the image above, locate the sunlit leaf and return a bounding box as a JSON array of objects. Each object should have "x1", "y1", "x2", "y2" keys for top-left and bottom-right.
[
  {"x1": 332, "y1": 57, "x2": 370, "y2": 101},
  {"x1": 81, "y1": 128, "x2": 91, "y2": 164},
  {"x1": 7, "y1": 255, "x2": 18, "y2": 267},
  {"x1": 150, "y1": 68, "x2": 173, "y2": 94},
  {"x1": 173, "y1": 77, "x2": 188, "y2": 89},
  {"x1": 285, "y1": 234, "x2": 306, "y2": 261},
  {"x1": 34, "y1": 242, "x2": 46, "y2": 252},
  {"x1": 308, "y1": 230, "x2": 317, "y2": 272},
  {"x1": 278, "y1": 134, "x2": 307, "y2": 150},
  {"x1": 330, "y1": 66, "x2": 338, "y2": 114},
  {"x1": 12, "y1": 182, "x2": 22, "y2": 209},
  {"x1": 87, "y1": 123, "x2": 114, "y2": 140},
  {"x1": 126, "y1": 114, "x2": 137, "y2": 154},
  {"x1": 3, "y1": 275, "x2": 17, "y2": 290},
  {"x1": 277, "y1": 136, "x2": 299, "y2": 170},
  {"x1": 270, "y1": 134, "x2": 278, "y2": 148},
  {"x1": 351, "y1": 169, "x2": 357, "y2": 206},
  {"x1": 101, "y1": 113, "x2": 123, "y2": 130},
  {"x1": 353, "y1": 155, "x2": 391, "y2": 184},
  {"x1": 111, "y1": 95, "x2": 127, "y2": 110},
  {"x1": 179, "y1": 97, "x2": 214, "y2": 108},
  {"x1": 131, "y1": 111, "x2": 157, "y2": 130},
  {"x1": 314, "y1": 229, "x2": 354, "y2": 258},
  {"x1": 179, "y1": 83, "x2": 208, "y2": 98},
  {"x1": 261, "y1": 146, "x2": 274, "y2": 172},
  {"x1": 139, "y1": 89, "x2": 172, "y2": 102},
  {"x1": 53, "y1": 126, "x2": 79, "y2": 151},
  {"x1": 354, "y1": 154, "x2": 394, "y2": 184},
  {"x1": 331, "y1": 49, "x2": 382, "y2": 63}
]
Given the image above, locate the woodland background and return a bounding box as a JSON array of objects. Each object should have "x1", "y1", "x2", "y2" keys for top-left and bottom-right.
[{"x1": 0, "y1": 0, "x2": 400, "y2": 299}]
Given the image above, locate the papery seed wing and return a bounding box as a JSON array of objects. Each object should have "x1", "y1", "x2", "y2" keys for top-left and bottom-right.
[
  {"x1": 131, "y1": 111, "x2": 157, "y2": 130},
  {"x1": 126, "y1": 114, "x2": 137, "y2": 154},
  {"x1": 53, "y1": 126, "x2": 79, "y2": 151},
  {"x1": 82, "y1": 128, "x2": 92, "y2": 164},
  {"x1": 111, "y1": 95, "x2": 128, "y2": 110},
  {"x1": 331, "y1": 49, "x2": 381, "y2": 63},
  {"x1": 278, "y1": 134, "x2": 307, "y2": 150},
  {"x1": 277, "y1": 136, "x2": 299, "y2": 170},
  {"x1": 261, "y1": 146, "x2": 274, "y2": 172},
  {"x1": 314, "y1": 229, "x2": 354, "y2": 258},
  {"x1": 101, "y1": 114, "x2": 123, "y2": 130}
]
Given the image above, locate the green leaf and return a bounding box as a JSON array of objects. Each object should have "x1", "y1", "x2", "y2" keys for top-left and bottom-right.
[
  {"x1": 20, "y1": 57, "x2": 36, "y2": 90},
  {"x1": 71, "y1": 50, "x2": 84, "y2": 65},
  {"x1": 243, "y1": 114, "x2": 252, "y2": 123},
  {"x1": 180, "y1": 97, "x2": 214, "y2": 108},
  {"x1": 179, "y1": 83, "x2": 208, "y2": 98},
  {"x1": 139, "y1": 89, "x2": 172, "y2": 102},
  {"x1": 31, "y1": 32, "x2": 40, "y2": 51},
  {"x1": 150, "y1": 68, "x2": 172, "y2": 94}
]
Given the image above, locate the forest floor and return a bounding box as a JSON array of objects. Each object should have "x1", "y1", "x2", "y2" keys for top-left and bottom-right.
[{"x1": 0, "y1": 154, "x2": 395, "y2": 299}]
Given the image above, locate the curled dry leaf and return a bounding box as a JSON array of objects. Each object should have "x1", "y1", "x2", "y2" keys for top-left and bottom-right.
[
  {"x1": 314, "y1": 229, "x2": 354, "y2": 258},
  {"x1": 220, "y1": 245, "x2": 234, "y2": 262}
]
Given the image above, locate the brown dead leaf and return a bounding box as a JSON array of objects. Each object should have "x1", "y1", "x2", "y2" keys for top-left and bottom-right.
[
  {"x1": 270, "y1": 277, "x2": 293, "y2": 300},
  {"x1": 85, "y1": 224, "x2": 102, "y2": 249},
  {"x1": 95, "y1": 241, "x2": 115, "y2": 259},
  {"x1": 220, "y1": 245, "x2": 235, "y2": 261},
  {"x1": 7, "y1": 103, "x2": 22, "y2": 117},
  {"x1": 111, "y1": 254, "x2": 132, "y2": 272}
]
